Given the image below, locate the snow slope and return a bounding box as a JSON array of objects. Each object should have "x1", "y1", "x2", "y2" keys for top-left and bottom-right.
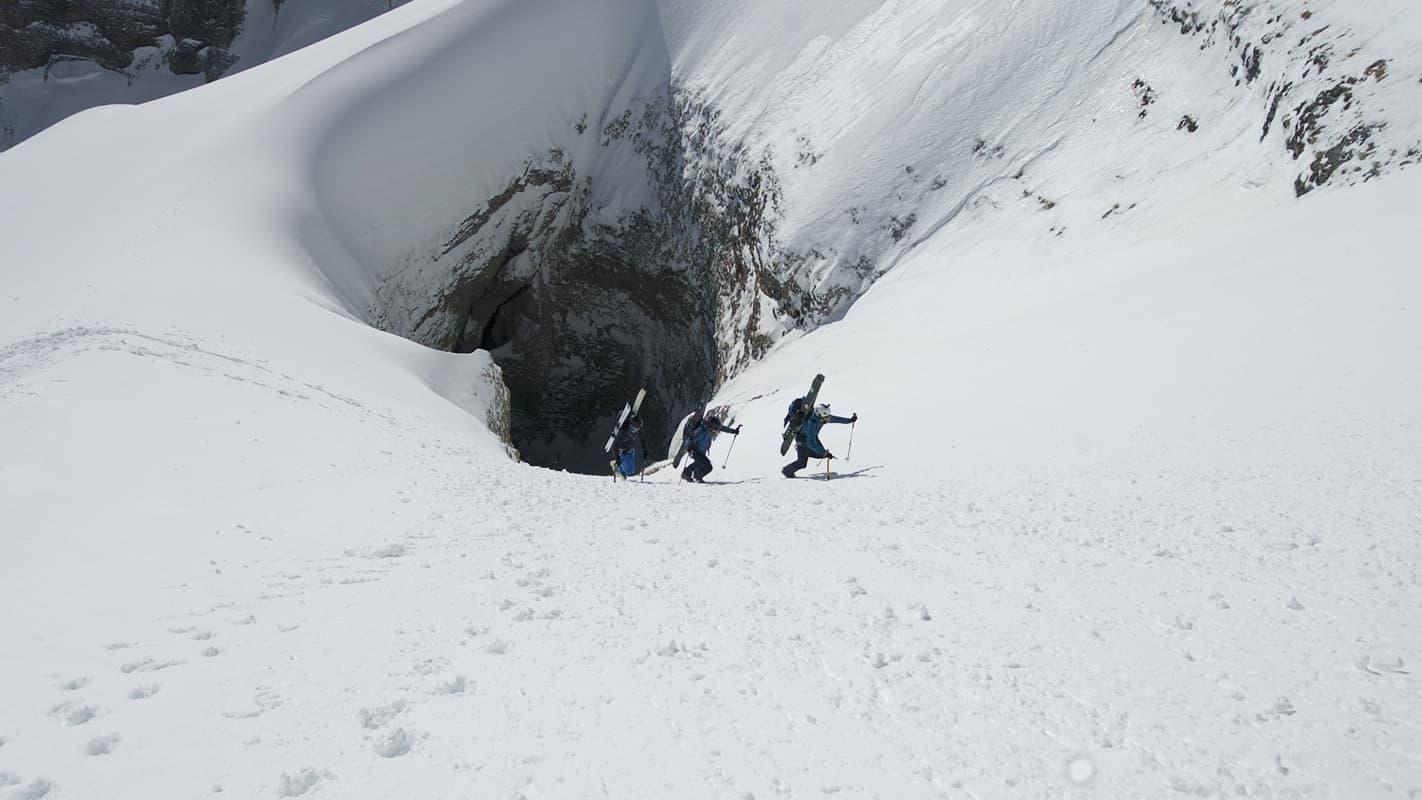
[{"x1": 2, "y1": 0, "x2": 1421, "y2": 797}]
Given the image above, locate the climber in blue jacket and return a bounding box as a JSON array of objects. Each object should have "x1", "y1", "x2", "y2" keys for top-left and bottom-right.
[{"x1": 782, "y1": 400, "x2": 856, "y2": 477}]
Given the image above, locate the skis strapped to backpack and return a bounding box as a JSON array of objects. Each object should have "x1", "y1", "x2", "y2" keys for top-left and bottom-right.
[
  {"x1": 780, "y1": 374, "x2": 825, "y2": 455},
  {"x1": 604, "y1": 387, "x2": 647, "y2": 453}
]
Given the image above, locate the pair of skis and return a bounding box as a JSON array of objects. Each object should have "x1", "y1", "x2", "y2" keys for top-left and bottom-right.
[{"x1": 605, "y1": 387, "x2": 647, "y2": 480}]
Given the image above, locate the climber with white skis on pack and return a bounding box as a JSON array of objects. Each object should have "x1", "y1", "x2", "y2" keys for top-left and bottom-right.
[
  {"x1": 680, "y1": 415, "x2": 740, "y2": 483},
  {"x1": 611, "y1": 413, "x2": 644, "y2": 480},
  {"x1": 782, "y1": 399, "x2": 856, "y2": 478}
]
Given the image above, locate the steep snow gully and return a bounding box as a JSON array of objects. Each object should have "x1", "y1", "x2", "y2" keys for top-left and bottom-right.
[{"x1": 296, "y1": 0, "x2": 1421, "y2": 473}]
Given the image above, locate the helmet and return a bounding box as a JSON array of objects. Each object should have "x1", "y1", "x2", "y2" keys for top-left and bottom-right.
[
  {"x1": 705, "y1": 416, "x2": 722, "y2": 431},
  {"x1": 814, "y1": 403, "x2": 830, "y2": 418},
  {"x1": 627, "y1": 414, "x2": 642, "y2": 432}
]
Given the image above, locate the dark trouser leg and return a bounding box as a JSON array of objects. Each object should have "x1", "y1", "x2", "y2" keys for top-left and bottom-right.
[
  {"x1": 782, "y1": 445, "x2": 813, "y2": 476},
  {"x1": 688, "y1": 450, "x2": 713, "y2": 482}
]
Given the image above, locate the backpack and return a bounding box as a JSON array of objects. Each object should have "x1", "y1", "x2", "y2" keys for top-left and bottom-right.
[{"x1": 783, "y1": 397, "x2": 803, "y2": 425}]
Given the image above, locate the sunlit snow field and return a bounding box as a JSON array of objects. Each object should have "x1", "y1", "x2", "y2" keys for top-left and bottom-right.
[{"x1": 2, "y1": 0, "x2": 1420, "y2": 797}]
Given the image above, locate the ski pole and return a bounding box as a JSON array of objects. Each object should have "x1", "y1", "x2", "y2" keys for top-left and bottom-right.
[
  {"x1": 722, "y1": 432, "x2": 738, "y2": 468},
  {"x1": 847, "y1": 420, "x2": 856, "y2": 461}
]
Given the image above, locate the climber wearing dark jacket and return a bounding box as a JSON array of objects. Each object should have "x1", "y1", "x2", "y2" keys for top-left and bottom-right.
[{"x1": 681, "y1": 416, "x2": 740, "y2": 483}]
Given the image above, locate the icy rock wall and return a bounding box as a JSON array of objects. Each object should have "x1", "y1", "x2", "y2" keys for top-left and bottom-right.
[
  {"x1": 366, "y1": 89, "x2": 794, "y2": 473},
  {"x1": 0, "y1": 0, "x2": 409, "y2": 150},
  {"x1": 0, "y1": 0, "x2": 244, "y2": 81},
  {"x1": 1146, "y1": 0, "x2": 1422, "y2": 195}
]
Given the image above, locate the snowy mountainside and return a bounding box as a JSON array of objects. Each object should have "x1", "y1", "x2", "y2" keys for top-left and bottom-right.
[
  {"x1": 274, "y1": 0, "x2": 1416, "y2": 471},
  {"x1": 11, "y1": 0, "x2": 1413, "y2": 467},
  {"x1": 0, "y1": 0, "x2": 1420, "y2": 797}
]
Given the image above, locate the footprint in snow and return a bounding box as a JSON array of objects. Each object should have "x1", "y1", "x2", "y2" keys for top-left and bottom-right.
[
  {"x1": 411, "y1": 657, "x2": 449, "y2": 676},
  {"x1": 358, "y1": 700, "x2": 407, "y2": 730},
  {"x1": 84, "y1": 734, "x2": 120, "y2": 756},
  {"x1": 222, "y1": 687, "x2": 282, "y2": 719},
  {"x1": 9, "y1": 778, "x2": 54, "y2": 799},
  {"x1": 129, "y1": 684, "x2": 160, "y2": 700},
  {"x1": 346, "y1": 544, "x2": 405, "y2": 560},
  {"x1": 58, "y1": 677, "x2": 90, "y2": 691},
  {"x1": 120, "y1": 657, "x2": 184, "y2": 674},
  {"x1": 276, "y1": 768, "x2": 332, "y2": 798},
  {"x1": 374, "y1": 728, "x2": 417, "y2": 758},
  {"x1": 49, "y1": 701, "x2": 98, "y2": 726},
  {"x1": 432, "y1": 675, "x2": 468, "y2": 695}
]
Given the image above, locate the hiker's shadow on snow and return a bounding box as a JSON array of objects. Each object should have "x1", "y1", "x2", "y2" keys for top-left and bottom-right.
[{"x1": 809, "y1": 465, "x2": 883, "y2": 481}]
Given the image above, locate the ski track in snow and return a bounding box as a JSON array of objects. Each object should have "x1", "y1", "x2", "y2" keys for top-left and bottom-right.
[
  {"x1": 0, "y1": 326, "x2": 387, "y2": 421},
  {"x1": 0, "y1": 435, "x2": 1416, "y2": 798}
]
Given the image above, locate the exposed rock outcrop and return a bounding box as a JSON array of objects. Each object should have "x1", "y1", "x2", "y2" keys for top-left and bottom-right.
[
  {"x1": 1148, "y1": 0, "x2": 1422, "y2": 195},
  {"x1": 371, "y1": 89, "x2": 812, "y2": 472},
  {"x1": 0, "y1": 0, "x2": 245, "y2": 83}
]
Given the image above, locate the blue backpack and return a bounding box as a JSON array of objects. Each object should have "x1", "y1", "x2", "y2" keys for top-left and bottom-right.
[{"x1": 784, "y1": 397, "x2": 804, "y2": 425}]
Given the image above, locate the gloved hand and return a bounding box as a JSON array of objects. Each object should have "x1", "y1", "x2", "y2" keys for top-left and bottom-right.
[
  {"x1": 732, "y1": 426, "x2": 743, "y2": 435},
  {"x1": 850, "y1": 413, "x2": 858, "y2": 423},
  {"x1": 823, "y1": 450, "x2": 835, "y2": 460}
]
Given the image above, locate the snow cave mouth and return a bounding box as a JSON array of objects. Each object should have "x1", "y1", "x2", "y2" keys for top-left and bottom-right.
[
  {"x1": 436, "y1": 238, "x2": 720, "y2": 475},
  {"x1": 354, "y1": 89, "x2": 808, "y2": 475}
]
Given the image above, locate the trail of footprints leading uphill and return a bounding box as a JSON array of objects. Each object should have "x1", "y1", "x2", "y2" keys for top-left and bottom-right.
[
  {"x1": 8, "y1": 465, "x2": 1416, "y2": 797},
  {"x1": 4, "y1": 485, "x2": 562, "y2": 799}
]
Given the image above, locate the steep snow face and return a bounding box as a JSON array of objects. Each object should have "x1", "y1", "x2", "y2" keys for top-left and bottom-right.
[
  {"x1": 0, "y1": 0, "x2": 411, "y2": 151},
  {"x1": 655, "y1": 0, "x2": 1422, "y2": 315},
  {"x1": 298, "y1": 0, "x2": 1422, "y2": 470}
]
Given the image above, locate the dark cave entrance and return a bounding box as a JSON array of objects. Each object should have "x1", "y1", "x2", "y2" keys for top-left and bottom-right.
[{"x1": 448, "y1": 244, "x2": 721, "y2": 475}]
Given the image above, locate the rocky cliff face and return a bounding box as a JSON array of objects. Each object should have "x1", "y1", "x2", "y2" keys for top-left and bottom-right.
[
  {"x1": 370, "y1": 89, "x2": 807, "y2": 473},
  {"x1": 1, "y1": 0, "x2": 245, "y2": 83},
  {"x1": 0, "y1": 0, "x2": 404, "y2": 150},
  {"x1": 1147, "y1": 0, "x2": 1422, "y2": 195}
]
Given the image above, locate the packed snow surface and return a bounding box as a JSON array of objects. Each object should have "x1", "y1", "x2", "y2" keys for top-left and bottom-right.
[{"x1": 2, "y1": 0, "x2": 1421, "y2": 797}]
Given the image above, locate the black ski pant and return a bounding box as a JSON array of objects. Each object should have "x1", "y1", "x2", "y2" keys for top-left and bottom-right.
[
  {"x1": 682, "y1": 449, "x2": 713, "y2": 482},
  {"x1": 783, "y1": 444, "x2": 826, "y2": 476}
]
